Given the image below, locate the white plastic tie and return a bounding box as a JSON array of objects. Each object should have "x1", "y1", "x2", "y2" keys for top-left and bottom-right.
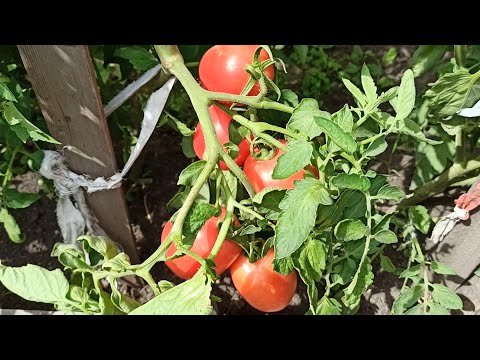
[
  {"x1": 39, "y1": 76, "x2": 176, "y2": 244},
  {"x1": 430, "y1": 206, "x2": 469, "y2": 244}
]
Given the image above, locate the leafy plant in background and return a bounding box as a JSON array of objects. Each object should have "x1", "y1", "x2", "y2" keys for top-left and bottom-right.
[{"x1": 0, "y1": 46, "x2": 58, "y2": 243}]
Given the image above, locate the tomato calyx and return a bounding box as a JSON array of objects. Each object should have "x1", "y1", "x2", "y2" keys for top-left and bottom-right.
[{"x1": 249, "y1": 138, "x2": 278, "y2": 161}]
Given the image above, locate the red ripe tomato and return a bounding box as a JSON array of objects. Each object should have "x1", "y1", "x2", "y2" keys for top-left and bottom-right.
[
  {"x1": 161, "y1": 207, "x2": 242, "y2": 280},
  {"x1": 199, "y1": 45, "x2": 275, "y2": 104},
  {"x1": 230, "y1": 248, "x2": 297, "y2": 313},
  {"x1": 193, "y1": 105, "x2": 250, "y2": 171},
  {"x1": 243, "y1": 139, "x2": 318, "y2": 193}
]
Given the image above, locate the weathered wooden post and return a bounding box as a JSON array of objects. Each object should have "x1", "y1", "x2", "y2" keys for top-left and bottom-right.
[{"x1": 17, "y1": 45, "x2": 138, "y2": 262}]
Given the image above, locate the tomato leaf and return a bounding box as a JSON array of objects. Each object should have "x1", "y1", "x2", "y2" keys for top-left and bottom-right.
[
  {"x1": 334, "y1": 219, "x2": 368, "y2": 242},
  {"x1": 177, "y1": 161, "x2": 207, "y2": 186},
  {"x1": 272, "y1": 138, "x2": 313, "y2": 180},
  {"x1": 392, "y1": 285, "x2": 422, "y2": 314},
  {"x1": 102, "y1": 253, "x2": 133, "y2": 272},
  {"x1": 397, "y1": 118, "x2": 442, "y2": 145},
  {"x1": 331, "y1": 173, "x2": 371, "y2": 192},
  {"x1": 78, "y1": 235, "x2": 119, "y2": 263},
  {"x1": 114, "y1": 46, "x2": 159, "y2": 71},
  {"x1": 361, "y1": 64, "x2": 377, "y2": 103},
  {"x1": 51, "y1": 243, "x2": 90, "y2": 270},
  {"x1": 380, "y1": 254, "x2": 396, "y2": 273},
  {"x1": 252, "y1": 188, "x2": 286, "y2": 221},
  {"x1": 130, "y1": 274, "x2": 213, "y2": 315},
  {"x1": 0, "y1": 80, "x2": 17, "y2": 102},
  {"x1": 3, "y1": 188, "x2": 40, "y2": 209},
  {"x1": 286, "y1": 98, "x2": 328, "y2": 140},
  {"x1": 427, "y1": 302, "x2": 450, "y2": 315},
  {"x1": 342, "y1": 258, "x2": 374, "y2": 307},
  {"x1": 342, "y1": 78, "x2": 367, "y2": 108},
  {"x1": 431, "y1": 261, "x2": 457, "y2": 276},
  {"x1": 376, "y1": 185, "x2": 406, "y2": 202},
  {"x1": 272, "y1": 256, "x2": 295, "y2": 275},
  {"x1": 431, "y1": 284, "x2": 463, "y2": 310},
  {"x1": 0, "y1": 208, "x2": 22, "y2": 243},
  {"x1": 409, "y1": 45, "x2": 449, "y2": 77},
  {"x1": 314, "y1": 117, "x2": 357, "y2": 154},
  {"x1": 405, "y1": 303, "x2": 425, "y2": 315},
  {"x1": 399, "y1": 264, "x2": 422, "y2": 278},
  {"x1": 0, "y1": 264, "x2": 69, "y2": 304},
  {"x1": 281, "y1": 89, "x2": 299, "y2": 107},
  {"x1": 424, "y1": 67, "x2": 480, "y2": 118},
  {"x1": 296, "y1": 238, "x2": 326, "y2": 282},
  {"x1": 365, "y1": 135, "x2": 388, "y2": 157},
  {"x1": 110, "y1": 280, "x2": 140, "y2": 313},
  {"x1": 316, "y1": 296, "x2": 342, "y2": 315},
  {"x1": 395, "y1": 69, "x2": 415, "y2": 121},
  {"x1": 2, "y1": 102, "x2": 60, "y2": 144},
  {"x1": 332, "y1": 258, "x2": 357, "y2": 285},
  {"x1": 275, "y1": 178, "x2": 331, "y2": 259},
  {"x1": 332, "y1": 105, "x2": 354, "y2": 132},
  {"x1": 408, "y1": 205, "x2": 431, "y2": 234},
  {"x1": 373, "y1": 229, "x2": 398, "y2": 244},
  {"x1": 171, "y1": 202, "x2": 220, "y2": 247}
]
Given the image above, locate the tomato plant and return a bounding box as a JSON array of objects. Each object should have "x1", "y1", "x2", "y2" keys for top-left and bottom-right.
[
  {"x1": 230, "y1": 248, "x2": 297, "y2": 312},
  {"x1": 2, "y1": 44, "x2": 478, "y2": 316},
  {"x1": 199, "y1": 45, "x2": 275, "y2": 104},
  {"x1": 193, "y1": 105, "x2": 250, "y2": 170},
  {"x1": 161, "y1": 207, "x2": 242, "y2": 279}
]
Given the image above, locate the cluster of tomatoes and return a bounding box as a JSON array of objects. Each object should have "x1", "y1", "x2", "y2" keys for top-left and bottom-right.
[{"x1": 161, "y1": 46, "x2": 310, "y2": 313}]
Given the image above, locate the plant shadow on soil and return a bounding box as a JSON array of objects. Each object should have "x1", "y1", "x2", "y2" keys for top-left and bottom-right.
[{"x1": 0, "y1": 45, "x2": 458, "y2": 315}]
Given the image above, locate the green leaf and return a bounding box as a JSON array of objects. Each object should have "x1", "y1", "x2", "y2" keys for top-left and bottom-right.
[
  {"x1": 296, "y1": 238, "x2": 326, "y2": 282},
  {"x1": 275, "y1": 178, "x2": 331, "y2": 259},
  {"x1": 0, "y1": 264, "x2": 69, "y2": 303},
  {"x1": 430, "y1": 261, "x2": 456, "y2": 276},
  {"x1": 171, "y1": 202, "x2": 220, "y2": 246},
  {"x1": 398, "y1": 118, "x2": 442, "y2": 145},
  {"x1": 3, "y1": 188, "x2": 40, "y2": 209},
  {"x1": 399, "y1": 264, "x2": 422, "y2": 278},
  {"x1": 316, "y1": 296, "x2": 341, "y2": 315},
  {"x1": 0, "y1": 208, "x2": 22, "y2": 243},
  {"x1": 272, "y1": 256, "x2": 295, "y2": 275},
  {"x1": 272, "y1": 139, "x2": 313, "y2": 180},
  {"x1": 377, "y1": 87, "x2": 398, "y2": 105},
  {"x1": 365, "y1": 136, "x2": 388, "y2": 157},
  {"x1": 102, "y1": 253, "x2": 132, "y2": 271},
  {"x1": 342, "y1": 258, "x2": 374, "y2": 307},
  {"x1": 431, "y1": 284, "x2": 463, "y2": 310},
  {"x1": 239, "y1": 224, "x2": 262, "y2": 236},
  {"x1": 181, "y1": 135, "x2": 196, "y2": 158},
  {"x1": 332, "y1": 105, "x2": 353, "y2": 132},
  {"x1": 392, "y1": 285, "x2": 422, "y2": 314},
  {"x1": 409, "y1": 45, "x2": 449, "y2": 77},
  {"x1": 130, "y1": 274, "x2": 213, "y2": 315},
  {"x1": 382, "y1": 47, "x2": 397, "y2": 66},
  {"x1": 114, "y1": 46, "x2": 159, "y2": 71},
  {"x1": 332, "y1": 258, "x2": 357, "y2": 285},
  {"x1": 252, "y1": 188, "x2": 286, "y2": 221},
  {"x1": 380, "y1": 254, "x2": 396, "y2": 273},
  {"x1": 170, "y1": 116, "x2": 194, "y2": 136},
  {"x1": 0, "y1": 81, "x2": 17, "y2": 102},
  {"x1": 405, "y1": 303, "x2": 425, "y2": 315},
  {"x1": 424, "y1": 68, "x2": 479, "y2": 118},
  {"x1": 314, "y1": 117, "x2": 357, "y2": 153},
  {"x1": 2, "y1": 102, "x2": 60, "y2": 144},
  {"x1": 287, "y1": 98, "x2": 327, "y2": 140},
  {"x1": 373, "y1": 229, "x2": 398, "y2": 244},
  {"x1": 342, "y1": 78, "x2": 367, "y2": 107},
  {"x1": 428, "y1": 302, "x2": 450, "y2": 315},
  {"x1": 408, "y1": 205, "x2": 431, "y2": 234},
  {"x1": 51, "y1": 243, "x2": 90, "y2": 270},
  {"x1": 361, "y1": 64, "x2": 377, "y2": 102},
  {"x1": 177, "y1": 160, "x2": 207, "y2": 186},
  {"x1": 376, "y1": 185, "x2": 406, "y2": 202},
  {"x1": 331, "y1": 174, "x2": 371, "y2": 192},
  {"x1": 281, "y1": 89, "x2": 299, "y2": 107},
  {"x1": 334, "y1": 219, "x2": 368, "y2": 242},
  {"x1": 78, "y1": 235, "x2": 119, "y2": 262},
  {"x1": 395, "y1": 69, "x2": 415, "y2": 120},
  {"x1": 158, "y1": 280, "x2": 175, "y2": 293},
  {"x1": 110, "y1": 281, "x2": 140, "y2": 313}
]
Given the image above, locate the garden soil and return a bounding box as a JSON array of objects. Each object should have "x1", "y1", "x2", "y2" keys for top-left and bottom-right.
[{"x1": 2, "y1": 45, "x2": 471, "y2": 315}]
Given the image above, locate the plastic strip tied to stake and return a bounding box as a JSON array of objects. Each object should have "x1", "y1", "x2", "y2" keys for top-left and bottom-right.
[
  {"x1": 39, "y1": 73, "x2": 176, "y2": 245},
  {"x1": 430, "y1": 99, "x2": 480, "y2": 244}
]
